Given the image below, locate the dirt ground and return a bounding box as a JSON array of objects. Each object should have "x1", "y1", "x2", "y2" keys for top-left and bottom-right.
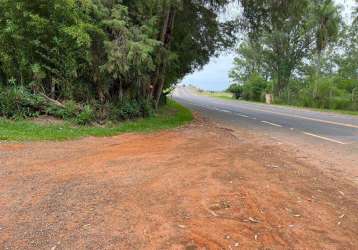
[{"x1": 1, "y1": 117, "x2": 358, "y2": 249}]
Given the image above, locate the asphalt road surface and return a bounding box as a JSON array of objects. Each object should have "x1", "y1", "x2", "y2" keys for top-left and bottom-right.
[
  {"x1": 174, "y1": 86, "x2": 358, "y2": 145},
  {"x1": 173, "y1": 86, "x2": 358, "y2": 179}
]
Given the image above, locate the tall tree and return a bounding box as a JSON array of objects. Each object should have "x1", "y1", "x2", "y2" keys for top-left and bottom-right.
[
  {"x1": 240, "y1": 0, "x2": 317, "y2": 97},
  {"x1": 313, "y1": 0, "x2": 340, "y2": 75},
  {"x1": 230, "y1": 39, "x2": 268, "y2": 84}
]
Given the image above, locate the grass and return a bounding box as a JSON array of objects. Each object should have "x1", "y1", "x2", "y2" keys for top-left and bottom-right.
[
  {"x1": 202, "y1": 91, "x2": 234, "y2": 100},
  {"x1": 235, "y1": 99, "x2": 358, "y2": 116},
  {"x1": 194, "y1": 88, "x2": 358, "y2": 116},
  {"x1": 309, "y1": 108, "x2": 358, "y2": 116},
  {"x1": 0, "y1": 100, "x2": 193, "y2": 141},
  {"x1": 191, "y1": 87, "x2": 234, "y2": 100}
]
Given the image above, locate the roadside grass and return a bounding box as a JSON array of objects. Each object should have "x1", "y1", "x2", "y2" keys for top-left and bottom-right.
[
  {"x1": 192, "y1": 88, "x2": 234, "y2": 100},
  {"x1": 236, "y1": 99, "x2": 358, "y2": 116},
  {"x1": 194, "y1": 89, "x2": 358, "y2": 116},
  {"x1": 0, "y1": 100, "x2": 193, "y2": 141},
  {"x1": 203, "y1": 92, "x2": 234, "y2": 100}
]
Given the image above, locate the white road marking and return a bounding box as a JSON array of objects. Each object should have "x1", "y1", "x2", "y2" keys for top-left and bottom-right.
[
  {"x1": 183, "y1": 96, "x2": 358, "y2": 131},
  {"x1": 238, "y1": 114, "x2": 249, "y2": 118},
  {"x1": 236, "y1": 105, "x2": 358, "y2": 129},
  {"x1": 252, "y1": 117, "x2": 257, "y2": 120},
  {"x1": 303, "y1": 132, "x2": 347, "y2": 145},
  {"x1": 261, "y1": 121, "x2": 283, "y2": 127},
  {"x1": 220, "y1": 109, "x2": 232, "y2": 113}
]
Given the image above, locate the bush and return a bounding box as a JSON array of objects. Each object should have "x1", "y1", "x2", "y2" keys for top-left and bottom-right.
[
  {"x1": 227, "y1": 84, "x2": 243, "y2": 99},
  {"x1": 46, "y1": 105, "x2": 66, "y2": 118},
  {"x1": 0, "y1": 85, "x2": 46, "y2": 118},
  {"x1": 109, "y1": 99, "x2": 154, "y2": 121},
  {"x1": 279, "y1": 76, "x2": 357, "y2": 111},
  {"x1": 330, "y1": 96, "x2": 352, "y2": 110},
  {"x1": 242, "y1": 73, "x2": 268, "y2": 102},
  {"x1": 139, "y1": 99, "x2": 155, "y2": 117},
  {"x1": 76, "y1": 105, "x2": 95, "y2": 125},
  {"x1": 63, "y1": 100, "x2": 80, "y2": 119}
]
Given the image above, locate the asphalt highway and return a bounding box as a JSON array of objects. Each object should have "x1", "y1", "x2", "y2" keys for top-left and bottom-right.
[{"x1": 173, "y1": 86, "x2": 358, "y2": 147}]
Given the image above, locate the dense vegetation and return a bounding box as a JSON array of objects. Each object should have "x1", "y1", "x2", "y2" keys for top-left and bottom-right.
[
  {"x1": 1, "y1": 0, "x2": 356, "y2": 123},
  {"x1": 229, "y1": 0, "x2": 358, "y2": 111},
  {"x1": 0, "y1": 100, "x2": 192, "y2": 141},
  {"x1": 0, "y1": 0, "x2": 234, "y2": 123}
]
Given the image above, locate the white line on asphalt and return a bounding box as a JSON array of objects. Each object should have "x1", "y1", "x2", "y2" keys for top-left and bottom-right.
[
  {"x1": 237, "y1": 114, "x2": 249, "y2": 118},
  {"x1": 237, "y1": 106, "x2": 358, "y2": 129},
  {"x1": 220, "y1": 109, "x2": 232, "y2": 113},
  {"x1": 184, "y1": 98, "x2": 358, "y2": 130},
  {"x1": 261, "y1": 121, "x2": 283, "y2": 127},
  {"x1": 303, "y1": 132, "x2": 347, "y2": 145}
]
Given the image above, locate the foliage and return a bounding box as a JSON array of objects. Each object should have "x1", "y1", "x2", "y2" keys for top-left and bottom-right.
[
  {"x1": 227, "y1": 84, "x2": 243, "y2": 99},
  {"x1": 241, "y1": 73, "x2": 269, "y2": 102},
  {"x1": 76, "y1": 105, "x2": 95, "y2": 125},
  {"x1": 238, "y1": 0, "x2": 343, "y2": 97},
  {"x1": 0, "y1": 100, "x2": 193, "y2": 141},
  {"x1": 0, "y1": 0, "x2": 233, "y2": 122},
  {"x1": 231, "y1": 0, "x2": 357, "y2": 112},
  {"x1": 0, "y1": 85, "x2": 46, "y2": 118},
  {"x1": 109, "y1": 99, "x2": 154, "y2": 121}
]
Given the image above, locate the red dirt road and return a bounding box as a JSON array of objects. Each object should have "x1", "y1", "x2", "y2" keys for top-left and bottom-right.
[{"x1": 1, "y1": 119, "x2": 358, "y2": 249}]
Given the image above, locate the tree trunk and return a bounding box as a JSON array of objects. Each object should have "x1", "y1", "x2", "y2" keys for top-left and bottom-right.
[
  {"x1": 39, "y1": 93, "x2": 65, "y2": 108},
  {"x1": 51, "y1": 81, "x2": 56, "y2": 99},
  {"x1": 0, "y1": 64, "x2": 6, "y2": 84},
  {"x1": 119, "y1": 81, "x2": 123, "y2": 102},
  {"x1": 150, "y1": 8, "x2": 171, "y2": 99},
  {"x1": 313, "y1": 51, "x2": 322, "y2": 99},
  {"x1": 152, "y1": 7, "x2": 176, "y2": 109}
]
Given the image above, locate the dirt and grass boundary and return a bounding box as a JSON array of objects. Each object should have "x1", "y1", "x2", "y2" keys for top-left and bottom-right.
[{"x1": 0, "y1": 100, "x2": 193, "y2": 141}]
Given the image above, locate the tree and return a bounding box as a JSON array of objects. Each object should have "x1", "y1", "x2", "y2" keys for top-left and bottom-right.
[
  {"x1": 313, "y1": 0, "x2": 340, "y2": 75},
  {"x1": 239, "y1": 0, "x2": 317, "y2": 97},
  {"x1": 229, "y1": 39, "x2": 268, "y2": 84},
  {"x1": 0, "y1": 0, "x2": 236, "y2": 120}
]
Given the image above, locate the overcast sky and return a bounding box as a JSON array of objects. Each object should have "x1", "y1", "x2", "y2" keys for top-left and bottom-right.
[{"x1": 181, "y1": 0, "x2": 357, "y2": 91}]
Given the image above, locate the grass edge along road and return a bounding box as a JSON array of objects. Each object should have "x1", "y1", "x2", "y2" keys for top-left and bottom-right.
[
  {"x1": 193, "y1": 88, "x2": 358, "y2": 116},
  {"x1": 0, "y1": 100, "x2": 193, "y2": 142}
]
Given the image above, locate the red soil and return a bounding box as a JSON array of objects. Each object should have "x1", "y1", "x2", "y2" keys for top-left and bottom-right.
[{"x1": 1, "y1": 118, "x2": 357, "y2": 249}]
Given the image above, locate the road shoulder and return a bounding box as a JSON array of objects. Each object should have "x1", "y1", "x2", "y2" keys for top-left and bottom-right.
[{"x1": 1, "y1": 116, "x2": 357, "y2": 249}]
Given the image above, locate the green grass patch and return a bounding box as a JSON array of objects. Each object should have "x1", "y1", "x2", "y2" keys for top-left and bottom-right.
[
  {"x1": 0, "y1": 100, "x2": 193, "y2": 142},
  {"x1": 193, "y1": 88, "x2": 234, "y2": 100},
  {"x1": 203, "y1": 92, "x2": 234, "y2": 100}
]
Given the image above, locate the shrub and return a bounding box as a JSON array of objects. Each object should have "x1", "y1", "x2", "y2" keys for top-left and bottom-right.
[
  {"x1": 76, "y1": 105, "x2": 95, "y2": 125},
  {"x1": 139, "y1": 99, "x2": 155, "y2": 117},
  {"x1": 242, "y1": 73, "x2": 268, "y2": 102},
  {"x1": 45, "y1": 100, "x2": 80, "y2": 120},
  {"x1": 63, "y1": 100, "x2": 80, "y2": 119},
  {"x1": 227, "y1": 84, "x2": 243, "y2": 99},
  {"x1": 46, "y1": 105, "x2": 66, "y2": 118},
  {"x1": 0, "y1": 85, "x2": 46, "y2": 118},
  {"x1": 109, "y1": 99, "x2": 154, "y2": 121},
  {"x1": 330, "y1": 96, "x2": 352, "y2": 110}
]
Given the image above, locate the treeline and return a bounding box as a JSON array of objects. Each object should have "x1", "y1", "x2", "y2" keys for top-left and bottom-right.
[
  {"x1": 229, "y1": 0, "x2": 358, "y2": 111},
  {"x1": 0, "y1": 0, "x2": 234, "y2": 123}
]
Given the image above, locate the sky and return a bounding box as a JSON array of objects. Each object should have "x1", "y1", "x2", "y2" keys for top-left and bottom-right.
[{"x1": 181, "y1": 0, "x2": 357, "y2": 91}]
